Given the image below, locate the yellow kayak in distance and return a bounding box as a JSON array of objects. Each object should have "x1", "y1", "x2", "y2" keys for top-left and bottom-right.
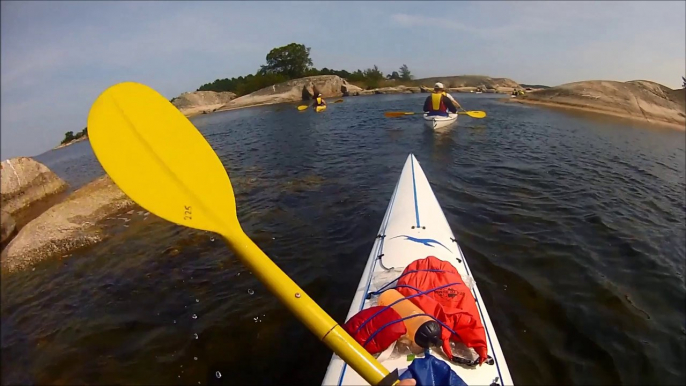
[{"x1": 315, "y1": 105, "x2": 327, "y2": 113}]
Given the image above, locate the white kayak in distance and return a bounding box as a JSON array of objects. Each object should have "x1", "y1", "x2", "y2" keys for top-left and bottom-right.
[
  {"x1": 423, "y1": 113, "x2": 458, "y2": 130},
  {"x1": 322, "y1": 154, "x2": 513, "y2": 386}
]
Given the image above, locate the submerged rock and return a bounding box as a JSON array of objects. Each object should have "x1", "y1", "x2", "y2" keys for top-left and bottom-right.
[
  {"x1": 1, "y1": 175, "x2": 136, "y2": 273},
  {"x1": 0, "y1": 157, "x2": 69, "y2": 230}
]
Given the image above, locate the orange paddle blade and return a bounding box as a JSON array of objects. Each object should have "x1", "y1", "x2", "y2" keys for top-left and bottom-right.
[{"x1": 384, "y1": 111, "x2": 418, "y2": 118}]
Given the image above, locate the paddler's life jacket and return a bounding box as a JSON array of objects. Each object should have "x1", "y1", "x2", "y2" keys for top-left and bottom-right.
[
  {"x1": 396, "y1": 256, "x2": 490, "y2": 365},
  {"x1": 424, "y1": 92, "x2": 452, "y2": 117},
  {"x1": 314, "y1": 96, "x2": 325, "y2": 106},
  {"x1": 431, "y1": 93, "x2": 447, "y2": 113}
]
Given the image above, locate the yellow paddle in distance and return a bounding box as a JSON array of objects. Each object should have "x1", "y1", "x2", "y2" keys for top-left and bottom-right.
[
  {"x1": 461, "y1": 110, "x2": 486, "y2": 118},
  {"x1": 384, "y1": 110, "x2": 486, "y2": 118},
  {"x1": 87, "y1": 82, "x2": 397, "y2": 386},
  {"x1": 458, "y1": 107, "x2": 486, "y2": 118}
]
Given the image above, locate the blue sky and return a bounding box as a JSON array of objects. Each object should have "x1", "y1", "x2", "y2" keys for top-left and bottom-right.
[{"x1": 1, "y1": 1, "x2": 684, "y2": 160}]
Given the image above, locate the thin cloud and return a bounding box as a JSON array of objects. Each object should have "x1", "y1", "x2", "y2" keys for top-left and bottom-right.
[
  {"x1": 1, "y1": 11, "x2": 260, "y2": 93},
  {"x1": 391, "y1": 14, "x2": 474, "y2": 33},
  {"x1": 390, "y1": 13, "x2": 564, "y2": 41}
]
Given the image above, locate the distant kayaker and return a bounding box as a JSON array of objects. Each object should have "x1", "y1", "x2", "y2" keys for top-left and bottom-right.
[
  {"x1": 312, "y1": 93, "x2": 326, "y2": 109},
  {"x1": 423, "y1": 83, "x2": 458, "y2": 116}
]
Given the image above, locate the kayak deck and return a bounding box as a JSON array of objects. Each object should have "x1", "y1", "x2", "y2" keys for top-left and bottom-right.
[
  {"x1": 423, "y1": 113, "x2": 458, "y2": 130},
  {"x1": 322, "y1": 154, "x2": 513, "y2": 386}
]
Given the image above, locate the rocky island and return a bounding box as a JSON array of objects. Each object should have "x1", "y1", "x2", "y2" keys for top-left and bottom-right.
[
  {"x1": 174, "y1": 74, "x2": 522, "y2": 117},
  {"x1": 510, "y1": 80, "x2": 685, "y2": 129}
]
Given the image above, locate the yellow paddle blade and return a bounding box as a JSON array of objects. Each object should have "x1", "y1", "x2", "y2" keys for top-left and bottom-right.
[
  {"x1": 384, "y1": 111, "x2": 417, "y2": 118},
  {"x1": 87, "y1": 82, "x2": 396, "y2": 386},
  {"x1": 297, "y1": 105, "x2": 308, "y2": 111},
  {"x1": 87, "y1": 82, "x2": 238, "y2": 234},
  {"x1": 459, "y1": 110, "x2": 487, "y2": 118}
]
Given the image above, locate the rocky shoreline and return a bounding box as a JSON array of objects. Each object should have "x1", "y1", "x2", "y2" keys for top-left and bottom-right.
[
  {"x1": 1, "y1": 175, "x2": 136, "y2": 273},
  {"x1": 507, "y1": 80, "x2": 685, "y2": 130},
  {"x1": 507, "y1": 98, "x2": 686, "y2": 130},
  {"x1": 0, "y1": 156, "x2": 140, "y2": 273}
]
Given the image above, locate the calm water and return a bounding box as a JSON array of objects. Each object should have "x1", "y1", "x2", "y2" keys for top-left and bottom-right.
[{"x1": 2, "y1": 94, "x2": 685, "y2": 385}]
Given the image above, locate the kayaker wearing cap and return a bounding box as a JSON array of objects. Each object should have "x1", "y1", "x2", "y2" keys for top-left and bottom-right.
[
  {"x1": 312, "y1": 93, "x2": 326, "y2": 109},
  {"x1": 423, "y1": 82, "x2": 458, "y2": 116}
]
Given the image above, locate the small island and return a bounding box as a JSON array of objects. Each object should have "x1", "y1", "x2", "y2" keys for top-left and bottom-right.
[
  {"x1": 168, "y1": 42, "x2": 522, "y2": 117},
  {"x1": 54, "y1": 127, "x2": 88, "y2": 149}
]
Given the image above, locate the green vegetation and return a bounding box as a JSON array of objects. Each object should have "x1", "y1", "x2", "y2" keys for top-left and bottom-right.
[
  {"x1": 60, "y1": 127, "x2": 88, "y2": 145},
  {"x1": 196, "y1": 43, "x2": 415, "y2": 95},
  {"x1": 259, "y1": 43, "x2": 313, "y2": 79},
  {"x1": 387, "y1": 71, "x2": 400, "y2": 80},
  {"x1": 399, "y1": 64, "x2": 413, "y2": 81}
]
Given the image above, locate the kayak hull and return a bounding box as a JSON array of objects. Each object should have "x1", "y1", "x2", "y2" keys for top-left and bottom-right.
[
  {"x1": 322, "y1": 154, "x2": 513, "y2": 386},
  {"x1": 423, "y1": 113, "x2": 458, "y2": 130},
  {"x1": 315, "y1": 105, "x2": 327, "y2": 112}
]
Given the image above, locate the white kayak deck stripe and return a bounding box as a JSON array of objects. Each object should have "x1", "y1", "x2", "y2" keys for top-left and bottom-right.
[{"x1": 411, "y1": 157, "x2": 421, "y2": 228}]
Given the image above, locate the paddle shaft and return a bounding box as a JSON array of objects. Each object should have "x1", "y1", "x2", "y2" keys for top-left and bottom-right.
[
  {"x1": 223, "y1": 231, "x2": 392, "y2": 385},
  {"x1": 385, "y1": 110, "x2": 485, "y2": 118}
]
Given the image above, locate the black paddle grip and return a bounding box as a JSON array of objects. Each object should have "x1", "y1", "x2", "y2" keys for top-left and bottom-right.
[{"x1": 378, "y1": 368, "x2": 400, "y2": 386}]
